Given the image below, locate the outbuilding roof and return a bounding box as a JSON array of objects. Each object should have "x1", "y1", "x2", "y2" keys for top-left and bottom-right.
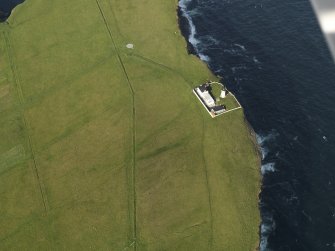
[{"x1": 211, "y1": 105, "x2": 226, "y2": 112}]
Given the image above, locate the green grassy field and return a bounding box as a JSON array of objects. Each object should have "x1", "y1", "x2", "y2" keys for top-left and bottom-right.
[
  {"x1": 221, "y1": 94, "x2": 241, "y2": 110},
  {"x1": 0, "y1": 0, "x2": 260, "y2": 250}
]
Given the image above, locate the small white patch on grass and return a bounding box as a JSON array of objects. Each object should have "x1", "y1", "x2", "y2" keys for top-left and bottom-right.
[{"x1": 126, "y1": 43, "x2": 134, "y2": 49}]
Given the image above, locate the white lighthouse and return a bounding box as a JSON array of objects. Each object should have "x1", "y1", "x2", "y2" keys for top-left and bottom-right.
[{"x1": 220, "y1": 89, "x2": 227, "y2": 98}]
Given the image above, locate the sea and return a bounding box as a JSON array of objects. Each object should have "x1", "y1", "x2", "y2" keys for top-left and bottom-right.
[
  {"x1": 0, "y1": 0, "x2": 22, "y2": 21},
  {"x1": 178, "y1": 0, "x2": 335, "y2": 250},
  {"x1": 2, "y1": 0, "x2": 335, "y2": 250}
]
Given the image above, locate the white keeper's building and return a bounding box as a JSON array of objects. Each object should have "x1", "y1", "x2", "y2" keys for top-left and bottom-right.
[{"x1": 195, "y1": 86, "x2": 215, "y2": 107}]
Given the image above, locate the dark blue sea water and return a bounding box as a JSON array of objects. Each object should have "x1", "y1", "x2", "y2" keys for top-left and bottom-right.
[
  {"x1": 179, "y1": 0, "x2": 335, "y2": 250},
  {"x1": 0, "y1": 0, "x2": 23, "y2": 21},
  {"x1": 2, "y1": 0, "x2": 335, "y2": 250}
]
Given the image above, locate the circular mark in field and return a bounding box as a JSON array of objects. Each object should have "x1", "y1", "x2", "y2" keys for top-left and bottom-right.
[{"x1": 126, "y1": 43, "x2": 134, "y2": 49}]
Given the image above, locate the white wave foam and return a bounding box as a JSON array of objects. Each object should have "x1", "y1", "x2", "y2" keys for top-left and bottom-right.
[
  {"x1": 179, "y1": 0, "x2": 210, "y2": 62},
  {"x1": 199, "y1": 53, "x2": 210, "y2": 62},
  {"x1": 260, "y1": 229, "x2": 272, "y2": 251},
  {"x1": 187, "y1": 9, "x2": 200, "y2": 16},
  {"x1": 224, "y1": 48, "x2": 240, "y2": 55},
  {"x1": 261, "y1": 147, "x2": 269, "y2": 160},
  {"x1": 256, "y1": 131, "x2": 278, "y2": 160},
  {"x1": 178, "y1": 0, "x2": 192, "y2": 9},
  {"x1": 261, "y1": 163, "x2": 276, "y2": 175},
  {"x1": 260, "y1": 214, "x2": 276, "y2": 251},
  {"x1": 256, "y1": 131, "x2": 278, "y2": 145},
  {"x1": 231, "y1": 65, "x2": 248, "y2": 74},
  {"x1": 253, "y1": 56, "x2": 261, "y2": 64},
  {"x1": 179, "y1": 0, "x2": 200, "y2": 47},
  {"x1": 302, "y1": 210, "x2": 312, "y2": 222},
  {"x1": 204, "y1": 35, "x2": 220, "y2": 45},
  {"x1": 256, "y1": 134, "x2": 270, "y2": 160},
  {"x1": 234, "y1": 43, "x2": 246, "y2": 51},
  {"x1": 257, "y1": 132, "x2": 278, "y2": 249}
]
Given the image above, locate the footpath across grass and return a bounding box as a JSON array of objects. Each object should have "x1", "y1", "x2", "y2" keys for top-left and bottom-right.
[{"x1": 0, "y1": 0, "x2": 260, "y2": 250}]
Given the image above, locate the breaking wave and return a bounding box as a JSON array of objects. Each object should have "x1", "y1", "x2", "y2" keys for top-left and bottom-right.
[
  {"x1": 260, "y1": 211, "x2": 276, "y2": 251},
  {"x1": 256, "y1": 131, "x2": 278, "y2": 160},
  {"x1": 261, "y1": 162, "x2": 276, "y2": 175},
  {"x1": 234, "y1": 43, "x2": 246, "y2": 51},
  {"x1": 256, "y1": 131, "x2": 279, "y2": 250},
  {"x1": 179, "y1": 0, "x2": 210, "y2": 62}
]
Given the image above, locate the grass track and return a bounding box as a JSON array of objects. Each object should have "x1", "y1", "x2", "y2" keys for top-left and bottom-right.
[
  {"x1": 2, "y1": 30, "x2": 48, "y2": 212},
  {"x1": 95, "y1": 0, "x2": 137, "y2": 247}
]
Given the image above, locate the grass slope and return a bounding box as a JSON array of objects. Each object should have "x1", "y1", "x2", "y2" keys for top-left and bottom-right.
[{"x1": 0, "y1": 0, "x2": 260, "y2": 250}]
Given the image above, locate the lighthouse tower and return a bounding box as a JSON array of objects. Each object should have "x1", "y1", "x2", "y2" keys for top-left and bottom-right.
[{"x1": 220, "y1": 89, "x2": 227, "y2": 98}]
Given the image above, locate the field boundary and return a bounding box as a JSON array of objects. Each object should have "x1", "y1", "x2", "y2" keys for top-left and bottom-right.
[
  {"x1": 2, "y1": 30, "x2": 48, "y2": 213},
  {"x1": 95, "y1": 1, "x2": 137, "y2": 249},
  {"x1": 193, "y1": 89, "x2": 242, "y2": 118},
  {"x1": 131, "y1": 53, "x2": 193, "y2": 88},
  {"x1": 200, "y1": 112, "x2": 214, "y2": 248}
]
